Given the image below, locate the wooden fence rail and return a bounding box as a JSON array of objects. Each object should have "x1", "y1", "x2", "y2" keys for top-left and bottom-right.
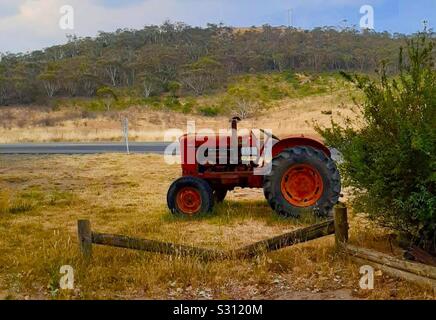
[
  {"x1": 91, "y1": 232, "x2": 226, "y2": 260},
  {"x1": 77, "y1": 217, "x2": 335, "y2": 261},
  {"x1": 235, "y1": 219, "x2": 334, "y2": 258}
]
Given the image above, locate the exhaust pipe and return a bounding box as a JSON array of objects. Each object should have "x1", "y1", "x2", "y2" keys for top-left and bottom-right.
[{"x1": 230, "y1": 117, "x2": 241, "y2": 164}]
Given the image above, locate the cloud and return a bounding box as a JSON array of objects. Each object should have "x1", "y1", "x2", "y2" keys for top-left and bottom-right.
[
  {"x1": 0, "y1": 0, "x2": 227, "y2": 52},
  {"x1": 91, "y1": 0, "x2": 146, "y2": 8},
  {"x1": 0, "y1": 0, "x2": 433, "y2": 53},
  {"x1": 0, "y1": 0, "x2": 66, "y2": 52},
  {"x1": 0, "y1": 0, "x2": 147, "y2": 52},
  {"x1": 0, "y1": 0, "x2": 22, "y2": 18}
]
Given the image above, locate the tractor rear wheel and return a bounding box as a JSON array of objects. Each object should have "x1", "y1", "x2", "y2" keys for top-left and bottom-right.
[
  {"x1": 167, "y1": 176, "x2": 214, "y2": 216},
  {"x1": 213, "y1": 189, "x2": 228, "y2": 203},
  {"x1": 263, "y1": 146, "x2": 341, "y2": 218}
]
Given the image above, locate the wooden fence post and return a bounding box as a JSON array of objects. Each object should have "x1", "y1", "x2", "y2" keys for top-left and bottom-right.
[
  {"x1": 334, "y1": 204, "x2": 348, "y2": 249},
  {"x1": 78, "y1": 220, "x2": 92, "y2": 259}
]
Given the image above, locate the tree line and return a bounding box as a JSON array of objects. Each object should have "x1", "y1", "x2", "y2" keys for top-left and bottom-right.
[{"x1": 0, "y1": 22, "x2": 432, "y2": 105}]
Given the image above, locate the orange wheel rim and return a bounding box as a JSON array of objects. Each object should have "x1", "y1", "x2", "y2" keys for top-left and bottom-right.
[
  {"x1": 176, "y1": 187, "x2": 202, "y2": 215},
  {"x1": 280, "y1": 164, "x2": 323, "y2": 207}
]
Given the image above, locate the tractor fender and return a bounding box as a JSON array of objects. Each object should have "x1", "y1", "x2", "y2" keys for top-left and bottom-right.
[{"x1": 271, "y1": 135, "x2": 331, "y2": 158}]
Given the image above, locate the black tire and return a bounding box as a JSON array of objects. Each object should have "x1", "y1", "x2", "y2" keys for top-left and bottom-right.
[
  {"x1": 213, "y1": 189, "x2": 228, "y2": 203},
  {"x1": 167, "y1": 176, "x2": 214, "y2": 216},
  {"x1": 263, "y1": 146, "x2": 341, "y2": 218}
]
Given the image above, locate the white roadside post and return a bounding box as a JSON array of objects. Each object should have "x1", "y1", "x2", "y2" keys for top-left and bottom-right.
[{"x1": 122, "y1": 117, "x2": 130, "y2": 154}]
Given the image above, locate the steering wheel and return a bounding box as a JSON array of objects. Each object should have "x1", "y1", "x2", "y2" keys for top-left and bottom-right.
[{"x1": 259, "y1": 128, "x2": 280, "y2": 141}]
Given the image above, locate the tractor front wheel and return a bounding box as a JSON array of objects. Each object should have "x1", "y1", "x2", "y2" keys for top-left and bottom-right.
[
  {"x1": 263, "y1": 146, "x2": 341, "y2": 218},
  {"x1": 167, "y1": 176, "x2": 214, "y2": 216}
]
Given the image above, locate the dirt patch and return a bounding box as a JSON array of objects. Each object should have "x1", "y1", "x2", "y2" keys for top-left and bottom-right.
[{"x1": 269, "y1": 288, "x2": 358, "y2": 300}]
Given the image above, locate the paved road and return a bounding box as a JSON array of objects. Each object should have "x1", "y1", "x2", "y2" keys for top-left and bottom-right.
[
  {"x1": 0, "y1": 142, "x2": 342, "y2": 161},
  {"x1": 0, "y1": 142, "x2": 172, "y2": 154}
]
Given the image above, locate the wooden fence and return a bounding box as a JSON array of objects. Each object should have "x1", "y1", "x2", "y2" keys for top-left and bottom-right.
[
  {"x1": 77, "y1": 205, "x2": 436, "y2": 290},
  {"x1": 78, "y1": 217, "x2": 335, "y2": 261}
]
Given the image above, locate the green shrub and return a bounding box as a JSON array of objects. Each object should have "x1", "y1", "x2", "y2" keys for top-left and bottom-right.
[
  {"x1": 316, "y1": 31, "x2": 436, "y2": 251},
  {"x1": 198, "y1": 105, "x2": 220, "y2": 117},
  {"x1": 181, "y1": 104, "x2": 192, "y2": 114},
  {"x1": 181, "y1": 98, "x2": 196, "y2": 114},
  {"x1": 267, "y1": 86, "x2": 288, "y2": 100},
  {"x1": 149, "y1": 100, "x2": 163, "y2": 110},
  {"x1": 84, "y1": 99, "x2": 106, "y2": 112},
  {"x1": 167, "y1": 81, "x2": 181, "y2": 97},
  {"x1": 163, "y1": 96, "x2": 181, "y2": 110},
  {"x1": 282, "y1": 70, "x2": 299, "y2": 84},
  {"x1": 96, "y1": 86, "x2": 118, "y2": 111}
]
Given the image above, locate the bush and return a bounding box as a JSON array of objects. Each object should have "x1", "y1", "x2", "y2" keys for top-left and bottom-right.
[
  {"x1": 166, "y1": 81, "x2": 181, "y2": 97},
  {"x1": 181, "y1": 98, "x2": 196, "y2": 114},
  {"x1": 316, "y1": 31, "x2": 436, "y2": 251},
  {"x1": 96, "y1": 86, "x2": 118, "y2": 111},
  {"x1": 163, "y1": 96, "x2": 181, "y2": 110},
  {"x1": 84, "y1": 99, "x2": 106, "y2": 112},
  {"x1": 198, "y1": 105, "x2": 220, "y2": 117}
]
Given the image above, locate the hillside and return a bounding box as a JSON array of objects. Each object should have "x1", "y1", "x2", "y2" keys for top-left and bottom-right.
[
  {"x1": 0, "y1": 23, "x2": 413, "y2": 106},
  {"x1": 0, "y1": 73, "x2": 359, "y2": 143}
]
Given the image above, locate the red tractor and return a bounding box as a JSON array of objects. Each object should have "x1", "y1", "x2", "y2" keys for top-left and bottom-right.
[{"x1": 167, "y1": 117, "x2": 341, "y2": 218}]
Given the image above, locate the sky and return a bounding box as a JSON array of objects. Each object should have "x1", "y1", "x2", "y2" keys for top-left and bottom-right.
[{"x1": 0, "y1": 0, "x2": 435, "y2": 54}]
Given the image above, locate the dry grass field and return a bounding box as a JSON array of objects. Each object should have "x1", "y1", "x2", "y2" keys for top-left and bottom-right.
[
  {"x1": 0, "y1": 154, "x2": 434, "y2": 300},
  {"x1": 0, "y1": 93, "x2": 357, "y2": 143}
]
